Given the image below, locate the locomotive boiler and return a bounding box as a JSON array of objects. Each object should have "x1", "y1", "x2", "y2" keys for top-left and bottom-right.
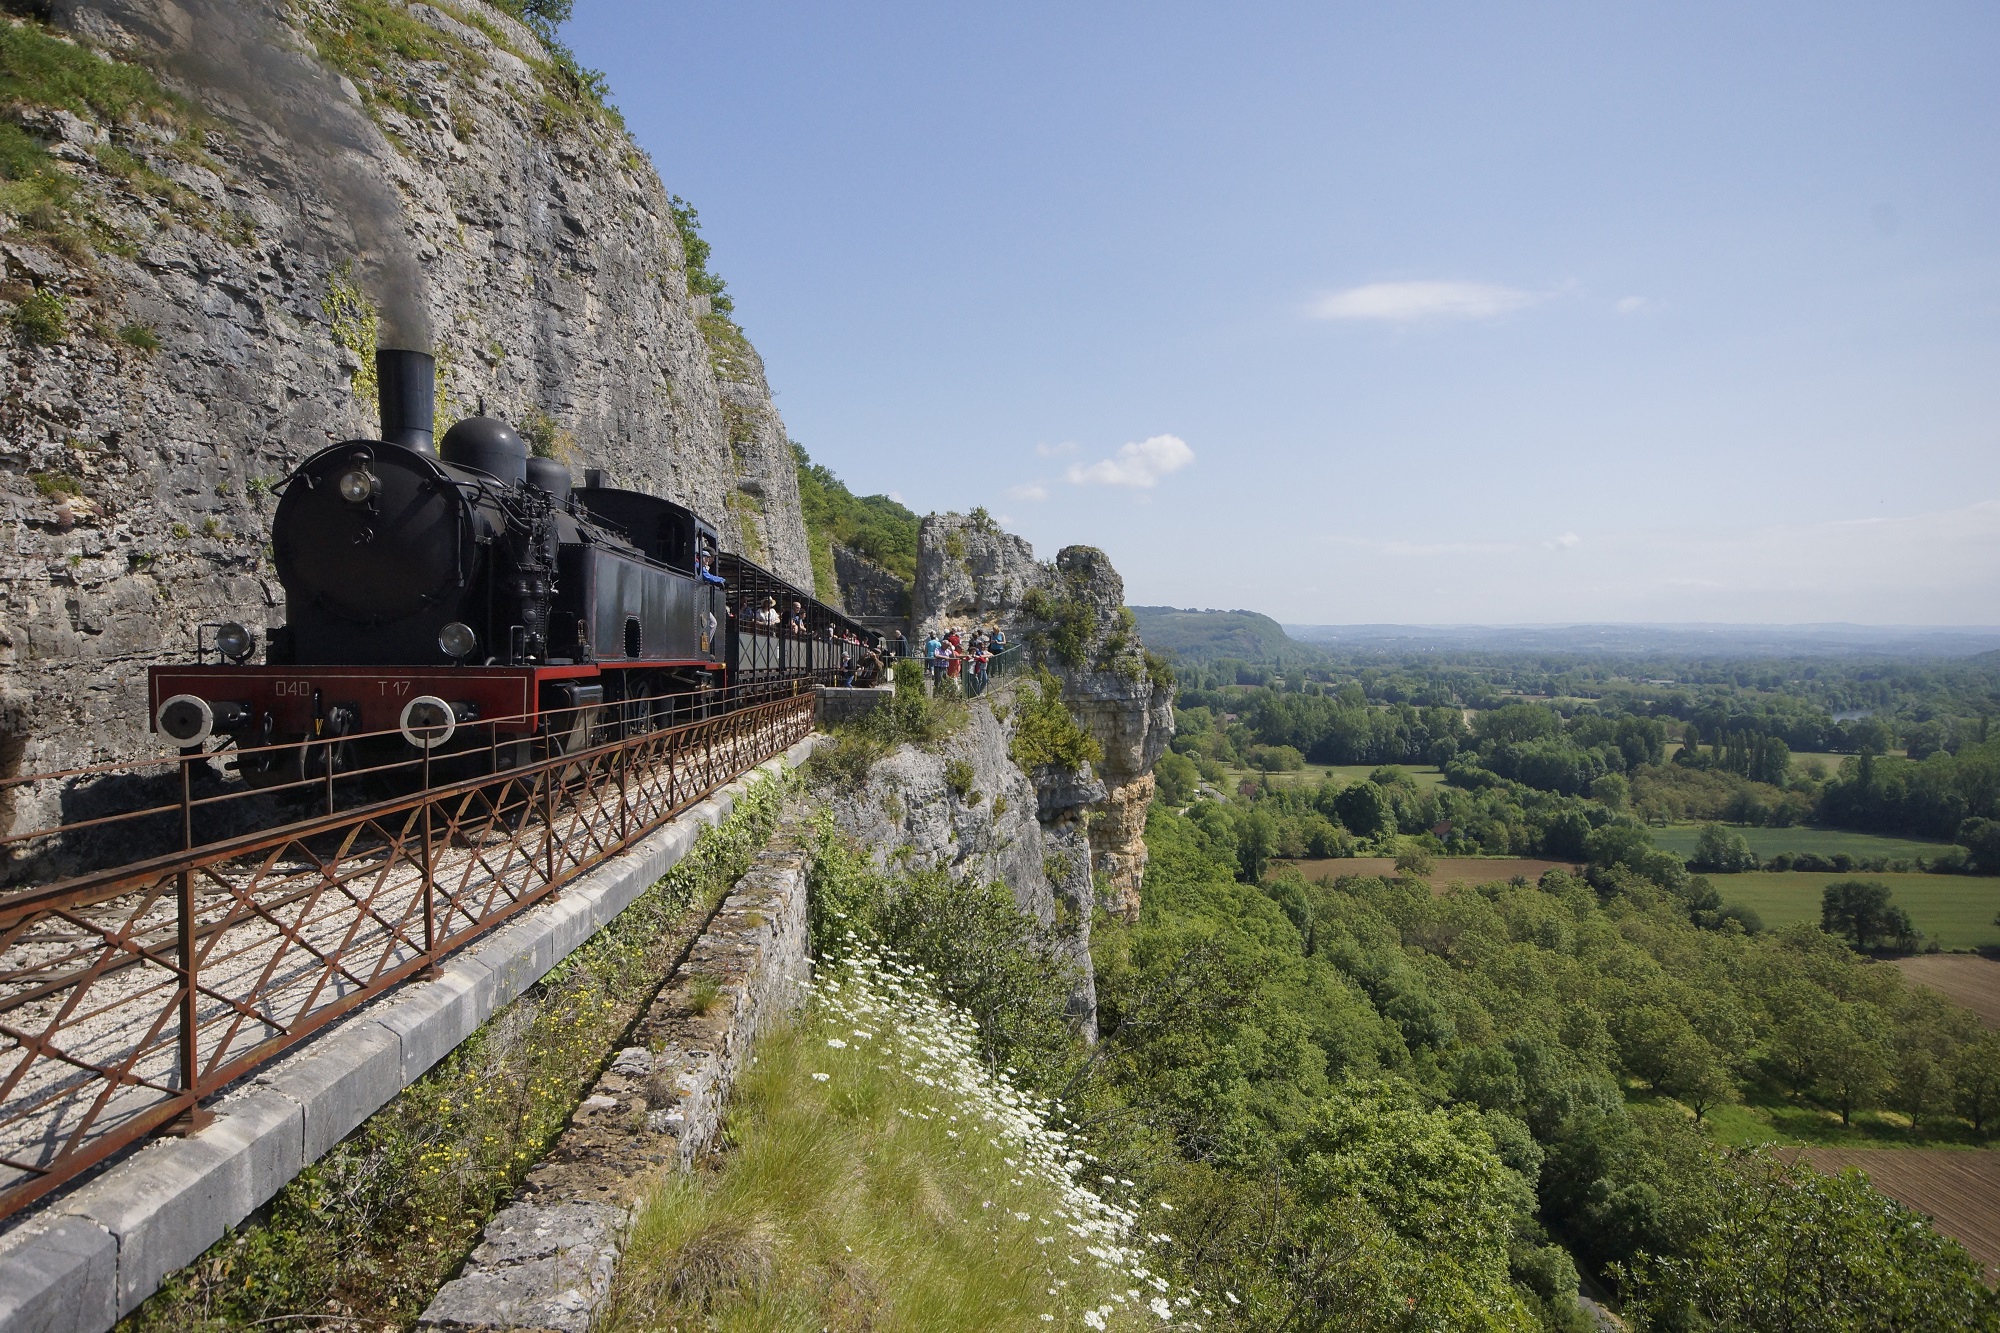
[{"x1": 149, "y1": 348, "x2": 866, "y2": 785}]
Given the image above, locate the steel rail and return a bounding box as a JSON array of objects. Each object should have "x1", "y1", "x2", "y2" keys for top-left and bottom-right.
[{"x1": 0, "y1": 685, "x2": 815, "y2": 1222}]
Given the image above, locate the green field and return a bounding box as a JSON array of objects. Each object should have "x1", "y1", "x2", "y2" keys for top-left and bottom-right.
[
  {"x1": 1707, "y1": 871, "x2": 2000, "y2": 950},
  {"x1": 1649, "y1": 823, "x2": 1954, "y2": 863},
  {"x1": 1221, "y1": 762, "x2": 1447, "y2": 792},
  {"x1": 1627, "y1": 1087, "x2": 1994, "y2": 1150}
]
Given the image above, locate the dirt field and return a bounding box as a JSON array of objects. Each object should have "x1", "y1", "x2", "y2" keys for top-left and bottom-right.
[
  {"x1": 1792, "y1": 1148, "x2": 2000, "y2": 1281},
  {"x1": 1283, "y1": 857, "x2": 1580, "y2": 891},
  {"x1": 1892, "y1": 954, "x2": 2000, "y2": 1030}
]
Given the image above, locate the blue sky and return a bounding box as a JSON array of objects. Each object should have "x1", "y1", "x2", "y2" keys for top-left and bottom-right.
[{"x1": 566, "y1": 2, "x2": 2000, "y2": 625}]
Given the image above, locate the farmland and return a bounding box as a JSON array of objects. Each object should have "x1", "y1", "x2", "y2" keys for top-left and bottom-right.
[
  {"x1": 1648, "y1": 823, "x2": 1955, "y2": 863},
  {"x1": 1285, "y1": 856, "x2": 1579, "y2": 891},
  {"x1": 1221, "y1": 762, "x2": 1447, "y2": 792},
  {"x1": 1893, "y1": 954, "x2": 2000, "y2": 1029},
  {"x1": 1792, "y1": 1149, "x2": 2000, "y2": 1282},
  {"x1": 1705, "y1": 871, "x2": 2000, "y2": 950}
]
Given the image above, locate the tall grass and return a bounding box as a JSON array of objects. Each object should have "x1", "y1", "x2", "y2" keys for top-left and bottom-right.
[{"x1": 604, "y1": 952, "x2": 1205, "y2": 1332}]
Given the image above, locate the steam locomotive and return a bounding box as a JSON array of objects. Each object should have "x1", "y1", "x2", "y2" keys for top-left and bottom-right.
[{"x1": 148, "y1": 348, "x2": 868, "y2": 785}]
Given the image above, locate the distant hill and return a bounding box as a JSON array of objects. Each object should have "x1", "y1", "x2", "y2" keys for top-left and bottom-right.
[
  {"x1": 1130, "y1": 607, "x2": 1304, "y2": 661},
  {"x1": 1283, "y1": 623, "x2": 2000, "y2": 659}
]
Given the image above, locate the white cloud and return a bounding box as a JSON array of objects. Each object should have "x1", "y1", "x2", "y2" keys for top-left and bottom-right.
[
  {"x1": 1008, "y1": 481, "x2": 1050, "y2": 502},
  {"x1": 1547, "y1": 532, "x2": 1582, "y2": 549},
  {"x1": 886, "y1": 490, "x2": 904, "y2": 503},
  {"x1": 1064, "y1": 434, "x2": 1195, "y2": 489},
  {"x1": 1034, "y1": 441, "x2": 1078, "y2": 458},
  {"x1": 1615, "y1": 296, "x2": 1650, "y2": 314},
  {"x1": 1306, "y1": 280, "x2": 1539, "y2": 324}
]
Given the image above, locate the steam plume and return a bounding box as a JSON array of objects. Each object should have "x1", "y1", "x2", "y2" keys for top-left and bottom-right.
[{"x1": 61, "y1": 0, "x2": 432, "y2": 347}]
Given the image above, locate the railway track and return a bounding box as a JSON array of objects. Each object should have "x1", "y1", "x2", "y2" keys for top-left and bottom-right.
[{"x1": 0, "y1": 687, "x2": 815, "y2": 1222}]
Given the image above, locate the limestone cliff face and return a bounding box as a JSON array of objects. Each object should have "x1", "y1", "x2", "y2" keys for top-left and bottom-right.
[
  {"x1": 911, "y1": 512, "x2": 1041, "y2": 634},
  {"x1": 831, "y1": 543, "x2": 909, "y2": 625},
  {"x1": 0, "y1": 0, "x2": 812, "y2": 785},
  {"x1": 912, "y1": 515, "x2": 1174, "y2": 921},
  {"x1": 821, "y1": 687, "x2": 1100, "y2": 1034}
]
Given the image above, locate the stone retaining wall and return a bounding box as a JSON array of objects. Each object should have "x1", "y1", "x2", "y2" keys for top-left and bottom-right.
[
  {"x1": 0, "y1": 738, "x2": 819, "y2": 1333},
  {"x1": 417, "y1": 826, "x2": 812, "y2": 1331},
  {"x1": 815, "y1": 683, "x2": 895, "y2": 727}
]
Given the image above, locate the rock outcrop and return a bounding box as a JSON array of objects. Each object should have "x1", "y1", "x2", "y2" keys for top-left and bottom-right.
[
  {"x1": 911, "y1": 515, "x2": 1174, "y2": 921},
  {"x1": 820, "y1": 688, "x2": 1101, "y2": 1033},
  {"x1": 832, "y1": 542, "x2": 909, "y2": 626},
  {"x1": 911, "y1": 512, "x2": 1042, "y2": 634},
  {"x1": 0, "y1": 0, "x2": 813, "y2": 786}
]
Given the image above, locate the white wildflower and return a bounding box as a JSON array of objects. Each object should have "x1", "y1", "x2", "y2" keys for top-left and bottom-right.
[
  {"x1": 826, "y1": 1037, "x2": 848, "y2": 1049},
  {"x1": 811, "y1": 1072, "x2": 830, "y2": 1082}
]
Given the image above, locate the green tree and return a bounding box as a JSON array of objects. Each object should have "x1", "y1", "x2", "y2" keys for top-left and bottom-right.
[
  {"x1": 1392, "y1": 848, "x2": 1435, "y2": 879},
  {"x1": 1950, "y1": 1032, "x2": 2000, "y2": 1134},
  {"x1": 1237, "y1": 808, "x2": 1276, "y2": 883},
  {"x1": 1476, "y1": 703, "x2": 1562, "y2": 745},
  {"x1": 1820, "y1": 879, "x2": 1917, "y2": 951},
  {"x1": 1332, "y1": 781, "x2": 1393, "y2": 839},
  {"x1": 1590, "y1": 771, "x2": 1630, "y2": 810},
  {"x1": 1957, "y1": 816, "x2": 2000, "y2": 874},
  {"x1": 1292, "y1": 1083, "x2": 1536, "y2": 1328},
  {"x1": 1820, "y1": 1014, "x2": 1889, "y2": 1127},
  {"x1": 1617, "y1": 1005, "x2": 1736, "y2": 1121},
  {"x1": 1690, "y1": 822, "x2": 1756, "y2": 873},
  {"x1": 1622, "y1": 1152, "x2": 2000, "y2": 1332},
  {"x1": 1153, "y1": 749, "x2": 1199, "y2": 807},
  {"x1": 1768, "y1": 1007, "x2": 1841, "y2": 1103}
]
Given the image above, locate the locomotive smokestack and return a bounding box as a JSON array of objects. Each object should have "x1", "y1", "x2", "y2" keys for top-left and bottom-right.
[{"x1": 377, "y1": 349, "x2": 436, "y2": 454}]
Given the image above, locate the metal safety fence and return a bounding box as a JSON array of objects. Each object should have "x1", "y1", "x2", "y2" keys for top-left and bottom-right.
[{"x1": 0, "y1": 684, "x2": 815, "y2": 1222}]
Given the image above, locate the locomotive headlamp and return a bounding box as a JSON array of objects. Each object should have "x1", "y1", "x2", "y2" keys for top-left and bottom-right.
[
  {"x1": 336, "y1": 467, "x2": 378, "y2": 504},
  {"x1": 438, "y1": 621, "x2": 478, "y2": 660},
  {"x1": 214, "y1": 621, "x2": 254, "y2": 663}
]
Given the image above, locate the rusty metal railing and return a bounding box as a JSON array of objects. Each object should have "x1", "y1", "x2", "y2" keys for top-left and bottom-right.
[{"x1": 0, "y1": 684, "x2": 815, "y2": 1221}]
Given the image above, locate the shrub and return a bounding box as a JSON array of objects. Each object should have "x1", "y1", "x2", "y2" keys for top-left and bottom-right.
[
  {"x1": 1394, "y1": 848, "x2": 1435, "y2": 879},
  {"x1": 117, "y1": 322, "x2": 160, "y2": 353},
  {"x1": 29, "y1": 470, "x2": 81, "y2": 498},
  {"x1": 8, "y1": 288, "x2": 68, "y2": 345},
  {"x1": 1020, "y1": 585, "x2": 1095, "y2": 668},
  {"x1": 1249, "y1": 743, "x2": 1305, "y2": 772},
  {"x1": 943, "y1": 757, "x2": 978, "y2": 803},
  {"x1": 1008, "y1": 671, "x2": 1102, "y2": 773},
  {"x1": 803, "y1": 817, "x2": 1080, "y2": 1086}
]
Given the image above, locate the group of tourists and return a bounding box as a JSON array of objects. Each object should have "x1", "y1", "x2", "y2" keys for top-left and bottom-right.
[
  {"x1": 921, "y1": 625, "x2": 1006, "y2": 694},
  {"x1": 739, "y1": 594, "x2": 884, "y2": 686}
]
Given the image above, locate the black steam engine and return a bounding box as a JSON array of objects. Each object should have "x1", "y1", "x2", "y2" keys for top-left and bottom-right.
[{"x1": 149, "y1": 349, "x2": 868, "y2": 784}]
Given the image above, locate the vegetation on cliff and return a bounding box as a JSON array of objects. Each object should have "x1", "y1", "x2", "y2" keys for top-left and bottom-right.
[
  {"x1": 0, "y1": 8, "x2": 224, "y2": 281},
  {"x1": 795, "y1": 441, "x2": 921, "y2": 599},
  {"x1": 792, "y1": 758, "x2": 1998, "y2": 1329},
  {"x1": 304, "y1": 0, "x2": 615, "y2": 136}
]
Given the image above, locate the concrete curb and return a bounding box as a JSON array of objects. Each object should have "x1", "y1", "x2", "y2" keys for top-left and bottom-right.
[{"x1": 0, "y1": 736, "x2": 821, "y2": 1333}]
